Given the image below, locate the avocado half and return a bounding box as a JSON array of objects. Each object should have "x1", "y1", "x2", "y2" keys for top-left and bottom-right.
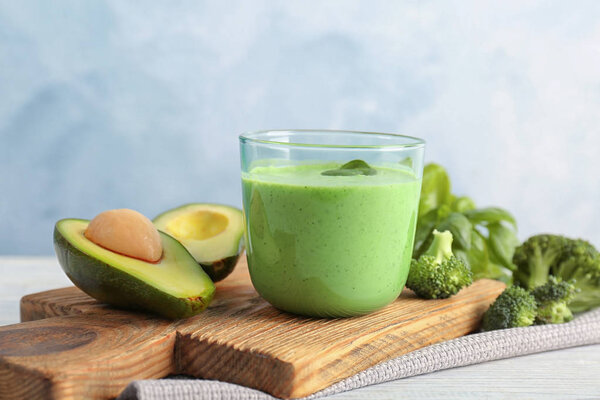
[
  {"x1": 153, "y1": 203, "x2": 244, "y2": 282},
  {"x1": 54, "y1": 219, "x2": 216, "y2": 319}
]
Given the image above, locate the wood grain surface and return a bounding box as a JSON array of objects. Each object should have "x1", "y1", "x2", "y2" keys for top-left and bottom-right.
[{"x1": 1, "y1": 258, "x2": 506, "y2": 399}]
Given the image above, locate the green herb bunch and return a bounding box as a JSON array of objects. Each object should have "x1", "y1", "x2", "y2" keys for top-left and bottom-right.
[{"x1": 414, "y1": 163, "x2": 519, "y2": 284}]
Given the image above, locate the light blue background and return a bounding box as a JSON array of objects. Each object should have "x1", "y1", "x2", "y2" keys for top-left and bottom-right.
[{"x1": 1, "y1": 1, "x2": 599, "y2": 255}]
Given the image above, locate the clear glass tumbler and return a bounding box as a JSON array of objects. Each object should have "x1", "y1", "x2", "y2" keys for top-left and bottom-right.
[{"x1": 239, "y1": 130, "x2": 425, "y2": 317}]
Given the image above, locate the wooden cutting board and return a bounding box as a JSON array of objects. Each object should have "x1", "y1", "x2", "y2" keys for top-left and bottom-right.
[{"x1": 0, "y1": 257, "x2": 505, "y2": 399}]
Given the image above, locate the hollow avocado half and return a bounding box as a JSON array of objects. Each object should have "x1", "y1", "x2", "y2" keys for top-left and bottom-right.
[
  {"x1": 153, "y1": 203, "x2": 244, "y2": 282},
  {"x1": 54, "y1": 218, "x2": 216, "y2": 319}
]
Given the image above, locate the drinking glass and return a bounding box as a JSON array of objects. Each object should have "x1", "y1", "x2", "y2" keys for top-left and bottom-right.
[{"x1": 240, "y1": 130, "x2": 425, "y2": 317}]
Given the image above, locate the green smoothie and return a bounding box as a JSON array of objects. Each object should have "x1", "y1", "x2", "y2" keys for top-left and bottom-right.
[{"x1": 242, "y1": 162, "x2": 421, "y2": 317}]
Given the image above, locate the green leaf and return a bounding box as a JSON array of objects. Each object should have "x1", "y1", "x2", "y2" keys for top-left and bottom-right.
[
  {"x1": 487, "y1": 222, "x2": 519, "y2": 271},
  {"x1": 418, "y1": 163, "x2": 451, "y2": 217},
  {"x1": 454, "y1": 248, "x2": 471, "y2": 269},
  {"x1": 469, "y1": 229, "x2": 513, "y2": 283},
  {"x1": 436, "y1": 204, "x2": 452, "y2": 221},
  {"x1": 398, "y1": 157, "x2": 413, "y2": 168},
  {"x1": 464, "y1": 207, "x2": 517, "y2": 229},
  {"x1": 438, "y1": 212, "x2": 473, "y2": 251},
  {"x1": 413, "y1": 209, "x2": 438, "y2": 258},
  {"x1": 321, "y1": 159, "x2": 377, "y2": 176},
  {"x1": 452, "y1": 196, "x2": 476, "y2": 213},
  {"x1": 468, "y1": 229, "x2": 489, "y2": 270}
]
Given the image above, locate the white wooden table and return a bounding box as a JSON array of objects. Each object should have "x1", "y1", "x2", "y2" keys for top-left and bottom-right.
[{"x1": 1, "y1": 257, "x2": 599, "y2": 399}]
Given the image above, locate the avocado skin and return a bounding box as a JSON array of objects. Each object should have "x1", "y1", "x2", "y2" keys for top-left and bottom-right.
[
  {"x1": 200, "y1": 253, "x2": 241, "y2": 282},
  {"x1": 53, "y1": 226, "x2": 214, "y2": 319}
]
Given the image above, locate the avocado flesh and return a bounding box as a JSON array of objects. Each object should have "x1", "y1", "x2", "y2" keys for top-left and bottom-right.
[
  {"x1": 54, "y1": 219, "x2": 215, "y2": 319},
  {"x1": 153, "y1": 204, "x2": 244, "y2": 282}
]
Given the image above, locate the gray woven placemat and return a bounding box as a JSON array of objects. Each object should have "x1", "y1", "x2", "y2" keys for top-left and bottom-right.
[{"x1": 119, "y1": 308, "x2": 600, "y2": 400}]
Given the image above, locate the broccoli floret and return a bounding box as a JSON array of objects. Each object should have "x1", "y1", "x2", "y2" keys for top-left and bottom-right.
[
  {"x1": 532, "y1": 276, "x2": 577, "y2": 324},
  {"x1": 513, "y1": 234, "x2": 567, "y2": 289},
  {"x1": 513, "y1": 234, "x2": 600, "y2": 313},
  {"x1": 481, "y1": 286, "x2": 537, "y2": 331},
  {"x1": 407, "y1": 229, "x2": 473, "y2": 299},
  {"x1": 552, "y1": 239, "x2": 600, "y2": 313}
]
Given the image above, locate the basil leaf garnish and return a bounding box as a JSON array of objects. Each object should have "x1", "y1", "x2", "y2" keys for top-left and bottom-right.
[{"x1": 321, "y1": 159, "x2": 377, "y2": 176}]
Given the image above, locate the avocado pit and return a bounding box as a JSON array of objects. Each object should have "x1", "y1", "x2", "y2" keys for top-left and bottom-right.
[{"x1": 84, "y1": 209, "x2": 163, "y2": 263}]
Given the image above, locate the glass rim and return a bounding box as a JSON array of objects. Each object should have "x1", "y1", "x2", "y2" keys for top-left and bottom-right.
[{"x1": 239, "y1": 129, "x2": 426, "y2": 149}]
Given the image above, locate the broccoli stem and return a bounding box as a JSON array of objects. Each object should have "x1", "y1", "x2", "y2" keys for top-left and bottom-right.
[
  {"x1": 424, "y1": 229, "x2": 454, "y2": 264},
  {"x1": 529, "y1": 266, "x2": 551, "y2": 288},
  {"x1": 528, "y1": 248, "x2": 555, "y2": 288}
]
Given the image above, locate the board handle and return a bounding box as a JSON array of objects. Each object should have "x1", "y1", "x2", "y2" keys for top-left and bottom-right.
[{"x1": 0, "y1": 313, "x2": 176, "y2": 399}]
